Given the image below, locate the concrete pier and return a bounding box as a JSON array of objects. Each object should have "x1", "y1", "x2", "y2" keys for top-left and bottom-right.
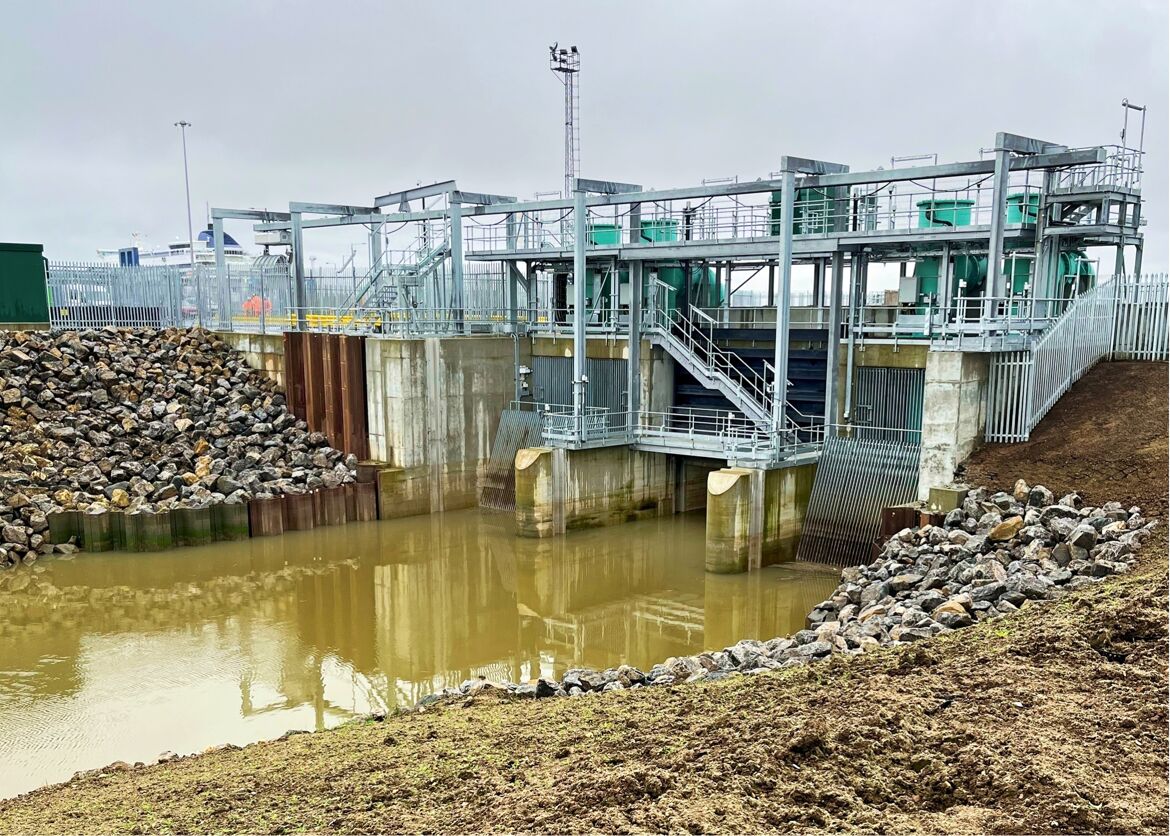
[
  {"x1": 919, "y1": 351, "x2": 989, "y2": 498},
  {"x1": 704, "y1": 463, "x2": 816, "y2": 573},
  {"x1": 366, "y1": 336, "x2": 520, "y2": 517},
  {"x1": 514, "y1": 446, "x2": 674, "y2": 538}
]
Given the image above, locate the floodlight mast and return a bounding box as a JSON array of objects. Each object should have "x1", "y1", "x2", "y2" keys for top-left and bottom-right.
[{"x1": 549, "y1": 44, "x2": 580, "y2": 200}]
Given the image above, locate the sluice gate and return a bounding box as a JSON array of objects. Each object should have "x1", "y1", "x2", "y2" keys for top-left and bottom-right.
[{"x1": 796, "y1": 431, "x2": 922, "y2": 566}]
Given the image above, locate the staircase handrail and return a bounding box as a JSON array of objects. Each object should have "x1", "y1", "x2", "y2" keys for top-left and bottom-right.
[
  {"x1": 647, "y1": 306, "x2": 774, "y2": 423},
  {"x1": 336, "y1": 235, "x2": 450, "y2": 322}
]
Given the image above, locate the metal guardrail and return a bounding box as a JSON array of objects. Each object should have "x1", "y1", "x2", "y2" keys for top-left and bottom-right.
[
  {"x1": 534, "y1": 403, "x2": 819, "y2": 466},
  {"x1": 985, "y1": 274, "x2": 1168, "y2": 442}
]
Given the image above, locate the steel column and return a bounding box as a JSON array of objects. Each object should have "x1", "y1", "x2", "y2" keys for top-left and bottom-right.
[
  {"x1": 984, "y1": 147, "x2": 1011, "y2": 319},
  {"x1": 771, "y1": 170, "x2": 796, "y2": 428},
  {"x1": 212, "y1": 217, "x2": 228, "y2": 327},
  {"x1": 824, "y1": 251, "x2": 844, "y2": 426},
  {"x1": 369, "y1": 221, "x2": 383, "y2": 307},
  {"x1": 572, "y1": 188, "x2": 587, "y2": 431},
  {"x1": 450, "y1": 198, "x2": 464, "y2": 333},
  {"x1": 291, "y1": 210, "x2": 306, "y2": 331},
  {"x1": 844, "y1": 251, "x2": 866, "y2": 423},
  {"x1": 627, "y1": 261, "x2": 643, "y2": 428}
]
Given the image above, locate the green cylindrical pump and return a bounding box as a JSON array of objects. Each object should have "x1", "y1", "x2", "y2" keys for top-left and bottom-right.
[
  {"x1": 1007, "y1": 192, "x2": 1040, "y2": 224},
  {"x1": 770, "y1": 188, "x2": 842, "y2": 235},
  {"x1": 917, "y1": 199, "x2": 974, "y2": 228}
]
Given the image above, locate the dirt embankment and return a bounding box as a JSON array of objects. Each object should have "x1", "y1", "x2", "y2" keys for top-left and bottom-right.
[
  {"x1": 964, "y1": 361, "x2": 1169, "y2": 517},
  {"x1": 0, "y1": 361, "x2": 1165, "y2": 835}
]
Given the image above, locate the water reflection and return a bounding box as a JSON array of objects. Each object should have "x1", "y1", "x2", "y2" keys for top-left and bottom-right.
[{"x1": 0, "y1": 510, "x2": 837, "y2": 799}]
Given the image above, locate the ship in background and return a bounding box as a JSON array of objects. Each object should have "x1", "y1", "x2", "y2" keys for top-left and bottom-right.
[{"x1": 97, "y1": 224, "x2": 254, "y2": 267}]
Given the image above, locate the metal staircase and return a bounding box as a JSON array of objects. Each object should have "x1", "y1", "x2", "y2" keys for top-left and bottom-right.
[
  {"x1": 644, "y1": 306, "x2": 775, "y2": 428},
  {"x1": 336, "y1": 236, "x2": 451, "y2": 327}
]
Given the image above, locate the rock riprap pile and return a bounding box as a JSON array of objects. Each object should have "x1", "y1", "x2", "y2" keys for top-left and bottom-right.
[
  {"x1": 418, "y1": 482, "x2": 1156, "y2": 705},
  {"x1": 0, "y1": 328, "x2": 355, "y2": 567}
]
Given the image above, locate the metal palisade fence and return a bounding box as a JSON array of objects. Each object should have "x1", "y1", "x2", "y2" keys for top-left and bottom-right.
[
  {"x1": 45, "y1": 260, "x2": 509, "y2": 335},
  {"x1": 986, "y1": 274, "x2": 1169, "y2": 443},
  {"x1": 46, "y1": 260, "x2": 305, "y2": 333}
]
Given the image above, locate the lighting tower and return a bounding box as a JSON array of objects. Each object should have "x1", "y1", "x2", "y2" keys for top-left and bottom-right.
[{"x1": 549, "y1": 44, "x2": 580, "y2": 198}]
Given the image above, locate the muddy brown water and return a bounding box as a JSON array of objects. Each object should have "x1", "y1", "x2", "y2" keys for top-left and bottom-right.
[{"x1": 0, "y1": 510, "x2": 837, "y2": 799}]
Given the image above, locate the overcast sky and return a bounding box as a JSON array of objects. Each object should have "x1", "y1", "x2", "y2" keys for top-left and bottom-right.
[{"x1": 2, "y1": 0, "x2": 1166, "y2": 271}]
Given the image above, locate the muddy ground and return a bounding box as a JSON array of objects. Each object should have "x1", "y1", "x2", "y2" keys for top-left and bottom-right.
[{"x1": 0, "y1": 361, "x2": 1166, "y2": 835}]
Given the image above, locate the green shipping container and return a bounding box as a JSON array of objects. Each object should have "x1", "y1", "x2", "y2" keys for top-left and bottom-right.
[{"x1": 0, "y1": 243, "x2": 50, "y2": 328}]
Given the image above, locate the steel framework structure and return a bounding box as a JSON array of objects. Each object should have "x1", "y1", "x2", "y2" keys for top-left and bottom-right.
[{"x1": 207, "y1": 119, "x2": 1151, "y2": 470}]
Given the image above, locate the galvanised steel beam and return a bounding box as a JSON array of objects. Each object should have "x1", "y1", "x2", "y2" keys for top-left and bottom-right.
[
  {"x1": 572, "y1": 189, "x2": 588, "y2": 431},
  {"x1": 289, "y1": 201, "x2": 378, "y2": 216},
  {"x1": 291, "y1": 211, "x2": 306, "y2": 331},
  {"x1": 251, "y1": 149, "x2": 1110, "y2": 233},
  {"x1": 373, "y1": 180, "x2": 457, "y2": 209},
  {"x1": 997, "y1": 132, "x2": 1064, "y2": 155},
  {"x1": 452, "y1": 190, "x2": 519, "y2": 206},
  {"x1": 468, "y1": 226, "x2": 1037, "y2": 262},
  {"x1": 796, "y1": 148, "x2": 1105, "y2": 190},
  {"x1": 779, "y1": 156, "x2": 850, "y2": 175},
  {"x1": 824, "y1": 251, "x2": 844, "y2": 427},
  {"x1": 210, "y1": 207, "x2": 292, "y2": 221},
  {"x1": 575, "y1": 177, "x2": 643, "y2": 194},
  {"x1": 773, "y1": 169, "x2": 796, "y2": 427},
  {"x1": 984, "y1": 147, "x2": 1012, "y2": 317},
  {"x1": 442, "y1": 148, "x2": 1109, "y2": 218}
]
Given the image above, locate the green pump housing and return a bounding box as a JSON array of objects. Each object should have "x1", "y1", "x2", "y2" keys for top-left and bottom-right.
[{"x1": 769, "y1": 187, "x2": 847, "y2": 235}]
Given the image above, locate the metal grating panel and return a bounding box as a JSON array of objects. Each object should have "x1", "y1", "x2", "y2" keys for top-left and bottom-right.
[
  {"x1": 797, "y1": 431, "x2": 922, "y2": 566},
  {"x1": 853, "y1": 367, "x2": 924, "y2": 441},
  {"x1": 530, "y1": 356, "x2": 628, "y2": 413},
  {"x1": 478, "y1": 407, "x2": 544, "y2": 512}
]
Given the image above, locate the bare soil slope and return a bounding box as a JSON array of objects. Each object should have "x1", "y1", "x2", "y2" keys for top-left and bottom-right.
[{"x1": 1, "y1": 361, "x2": 1166, "y2": 835}]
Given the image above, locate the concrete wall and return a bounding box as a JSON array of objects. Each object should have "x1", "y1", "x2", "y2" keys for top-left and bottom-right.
[
  {"x1": 919, "y1": 350, "x2": 989, "y2": 499},
  {"x1": 705, "y1": 462, "x2": 817, "y2": 573},
  {"x1": 514, "y1": 445, "x2": 675, "y2": 538},
  {"x1": 367, "y1": 336, "x2": 525, "y2": 517},
  {"x1": 219, "y1": 332, "x2": 285, "y2": 388}
]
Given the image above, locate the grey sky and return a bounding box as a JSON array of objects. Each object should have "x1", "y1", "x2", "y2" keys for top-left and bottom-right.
[{"x1": 2, "y1": 0, "x2": 1166, "y2": 270}]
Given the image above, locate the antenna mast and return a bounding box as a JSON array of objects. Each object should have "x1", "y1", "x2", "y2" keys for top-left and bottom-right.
[{"x1": 549, "y1": 44, "x2": 580, "y2": 198}]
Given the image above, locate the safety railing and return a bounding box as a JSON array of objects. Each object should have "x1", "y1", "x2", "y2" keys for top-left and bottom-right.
[
  {"x1": 534, "y1": 403, "x2": 821, "y2": 465},
  {"x1": 284, "y1": 305, "x2": 526, "y2": 336},
  {"x1": 462, "y1": 177, "x2": 1050, "y2": 254},
  {"x1": 335, "y1": 235, "x2": 451, "y2": 322},
  {"x1": 644, "y1": 305, "x2": 773, "y2": 418},
  {"x1": 984, "y1": 274, "x2": 1167, "y2": 442},
  {"x1": 1054, "y1": 145, "x2": 1143, "y2": 192}
]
